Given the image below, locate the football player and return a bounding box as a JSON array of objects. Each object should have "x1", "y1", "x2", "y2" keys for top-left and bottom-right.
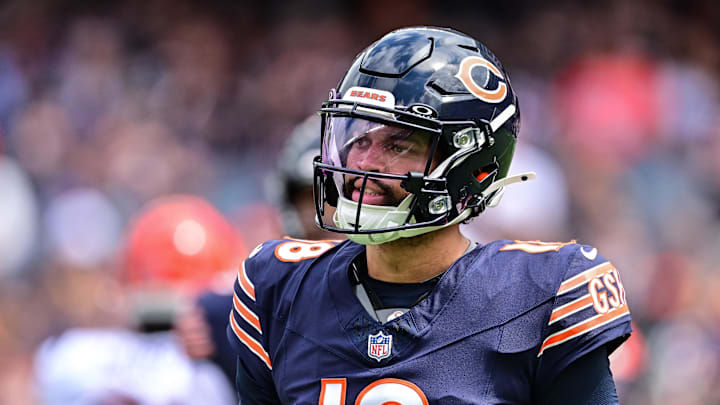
[
  {"x1": 35, "y1": 195, "x2": 240, "y2": 404},
  {"x1": 228, "y1": 27, "x2": 632, "y2": 404}
]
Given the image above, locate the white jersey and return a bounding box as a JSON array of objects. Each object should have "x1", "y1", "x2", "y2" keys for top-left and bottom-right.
[{"x1": 34, "y1": 328, "x2": 236, "y2": 405}]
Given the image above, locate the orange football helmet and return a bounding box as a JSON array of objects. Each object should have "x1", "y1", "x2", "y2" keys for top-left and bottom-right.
[{"x1": 123, "y1": 195, "x2": 246, "y2": 294}]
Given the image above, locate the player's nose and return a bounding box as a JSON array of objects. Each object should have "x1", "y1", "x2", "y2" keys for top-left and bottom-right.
[{"x1": 354, "y1": 143, "x2": 388, "y2": 172}]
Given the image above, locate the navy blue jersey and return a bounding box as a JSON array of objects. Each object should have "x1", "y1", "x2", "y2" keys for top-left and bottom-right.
[
  {"x1": 227, "y1": 238, "x2": 631, "y2": 404},
  {"x1": 196, "y1": 291, "x2": 237, "y2": 384}
]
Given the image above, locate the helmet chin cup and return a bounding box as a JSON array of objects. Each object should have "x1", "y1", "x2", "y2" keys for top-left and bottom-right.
[
  {"x1": 346, "y1": 231, "x2": 400, "y2": 245},
  {"x1": 333, "y1": 195, "x2": 411, "y2": 245},
  {"x1": 334, "y1": 194, "x2": 478, "y2": 245}
]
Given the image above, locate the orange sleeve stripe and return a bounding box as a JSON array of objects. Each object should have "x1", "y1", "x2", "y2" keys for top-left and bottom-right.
[
  {"x1": 548, "y1": 295, "x2": 593, "y2": 325},
  {"x1": 238, "y1": 261, "x2": 256, "y2": 301},
  {"x1": 538, "y1": 305, "x2": 630, "y2": 356},
  {"x1": 557, "y1": 262, "x2": 614, "y2": 295},
  {"x1": 499, "y1": 243, "x2": 564, "y2": 254},
  {"x1": 233, "y1": 293, "x2": 262, "y2": 334},
  {"x1": 229, "y1": 313, "x2": 272, "y2": 369}
]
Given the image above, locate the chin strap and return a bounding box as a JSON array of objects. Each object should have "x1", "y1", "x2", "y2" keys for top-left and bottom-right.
[{"x1": 484, "y1": 171, "x2": 536, "y2": 207}]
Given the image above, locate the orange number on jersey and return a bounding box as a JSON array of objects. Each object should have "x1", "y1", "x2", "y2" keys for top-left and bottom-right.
[
  {"x1": 274, "y1": 239, "x2": 337, "y2": 262},
  {"x1": 320, "y1": 378, "x2": 428, "y2": 405},
  {"x1": 499, "y1": 240, "x2": 576, "y2": 254}
]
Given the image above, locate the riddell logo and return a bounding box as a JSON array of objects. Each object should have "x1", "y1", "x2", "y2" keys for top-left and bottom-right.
[{"x1": 349, "y1": 90, "x2": 387, "y2": 102}]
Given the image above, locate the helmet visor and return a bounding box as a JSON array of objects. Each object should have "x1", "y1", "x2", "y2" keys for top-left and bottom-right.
[{"x1": 323, "y1": 116, "x2": 436, "y2": 205}]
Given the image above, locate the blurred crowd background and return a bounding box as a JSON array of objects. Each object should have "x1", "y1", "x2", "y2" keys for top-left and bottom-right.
[{"x1": 0, "y1": 0, "x2": 719, "y2": 403}]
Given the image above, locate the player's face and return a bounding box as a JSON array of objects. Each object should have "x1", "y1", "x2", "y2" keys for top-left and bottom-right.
[{"x1": 331, "y1": 118, "x2": 435, "y2": 206}]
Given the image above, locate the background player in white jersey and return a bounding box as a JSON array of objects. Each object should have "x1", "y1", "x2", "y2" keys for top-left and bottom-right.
[{"x1": 34, "y1": 195, "x2": 241, "y2": 405}]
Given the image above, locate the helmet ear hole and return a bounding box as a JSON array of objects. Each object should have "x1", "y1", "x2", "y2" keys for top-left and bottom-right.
[
  {"x1": 473, "y1": 162, "x2": 498, "y2": 184},
  {"x1": 474, "y1": 170, "x2": 491, "y2": 182}
]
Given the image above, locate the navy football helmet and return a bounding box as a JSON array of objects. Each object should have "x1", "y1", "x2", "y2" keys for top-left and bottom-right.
[
  {"x1": 314, "y1": 27, "x2": 535, "y2": 244},
  {"x1": 272, "y1": 114, "x2": 324, "y2": 238}
]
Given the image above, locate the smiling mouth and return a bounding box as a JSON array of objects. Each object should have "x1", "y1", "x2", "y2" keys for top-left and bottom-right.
[
  {"x1": 349, "y1": 178, "x2": 392, "y2": 205},
  {"x1": 361, "y1": 188, "x2": 384, "y2": 196},
  {"x1": 352, "y1": 188, "x2": 387, "y2": 203}
]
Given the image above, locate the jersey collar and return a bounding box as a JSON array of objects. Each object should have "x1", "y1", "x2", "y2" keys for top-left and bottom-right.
[{"x1": 326, "y1": 240, "x2": 486, "y2": 364}]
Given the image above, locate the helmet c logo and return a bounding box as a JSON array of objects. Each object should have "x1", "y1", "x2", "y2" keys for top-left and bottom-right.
[{"x1": 455, "y1": 56, "x2": 508, "y2": 103}]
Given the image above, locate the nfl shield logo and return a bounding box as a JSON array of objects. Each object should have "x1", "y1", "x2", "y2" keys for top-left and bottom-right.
[{"x1": 367, "y1": 331, "x2": 392, "y2": 362}]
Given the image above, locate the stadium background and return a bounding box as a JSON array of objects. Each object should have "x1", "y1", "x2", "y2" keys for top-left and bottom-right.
[{"x1": 0, "y1": 0, "x2": 718, "y2": 403}]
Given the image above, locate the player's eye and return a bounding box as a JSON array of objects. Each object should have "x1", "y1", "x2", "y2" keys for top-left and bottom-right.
[
  {"x1": 393, "y1": 144, "x2": 410, "y2": 154},
  {"x1": 386, "y1": 141, "x2": 411, "y2": 154},
  {"x1": 353, "y1": 137, "x2": 370, "y2": 149}
]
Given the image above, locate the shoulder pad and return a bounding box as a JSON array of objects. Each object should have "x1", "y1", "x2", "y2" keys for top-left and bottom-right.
[
  {"x1": 242, "y1": 238, "x2": 342, "y2": 288},
  {"x1": 228, "y1": 238, "x2": 345, "y2": 370},
  {"x1": 469, "y1": 240, "x2": 609, "y2": 353},
  {"x1": 534, "y1": 241, "x2": 632, "y2": 385},
  {"x1": 489, "y1": 239, "x2": 582, "y2": 296},
  {"x1": 424, "y1": 240, "x2": 580, "y2": 352},
  {"x1": 239, "y1": 238, "x2": 343, "y2": 318}
]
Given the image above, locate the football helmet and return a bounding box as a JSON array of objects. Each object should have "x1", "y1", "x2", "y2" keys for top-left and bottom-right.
[
  {"x1": 124, "y1": 194, "x2": 245, "y2": 292},
  {"x1": 314, "y1": 26, "x2": 534, "y2": 244},
  {"x1": 123, "y1": 195, "x2": 246, "y2": 328},
  {"x1": 272, "y1": 114, "x2": 322, "y2": 238}
]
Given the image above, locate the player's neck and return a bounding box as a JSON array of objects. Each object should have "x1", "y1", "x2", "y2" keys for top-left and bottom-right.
[{"x1": 365, "y1": 225, "x2": 470, "y2": 283}]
